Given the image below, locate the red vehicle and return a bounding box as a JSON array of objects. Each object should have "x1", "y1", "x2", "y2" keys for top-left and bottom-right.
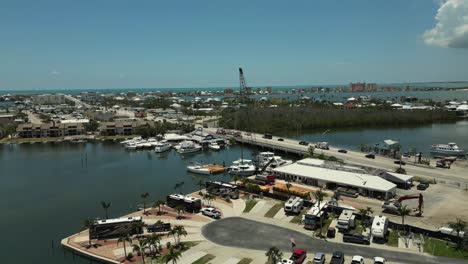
[
  {"x1": 254, "y1": 174, "x2": 275, "y2": 185},
  {"x1": 290, "y1": 249, "x2": 307, "y2": 264}
]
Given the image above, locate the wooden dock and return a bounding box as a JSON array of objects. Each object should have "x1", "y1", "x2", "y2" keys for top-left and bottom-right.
[{"x1": 205, "y1": 164, "x2": 227, "y2": 174}]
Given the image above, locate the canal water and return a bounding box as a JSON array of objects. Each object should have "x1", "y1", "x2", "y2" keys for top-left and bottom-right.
[{"x1": 1, "y1": 121, "x2": 467, "y2": 263}]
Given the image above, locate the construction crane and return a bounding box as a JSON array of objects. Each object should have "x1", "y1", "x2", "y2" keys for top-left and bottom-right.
[
  {"x1": 239, "y1": 67, "x2": 247, "y2": 96},
  {"x1": 382, "y1": 193, "x2": 424, "y2": 216}
]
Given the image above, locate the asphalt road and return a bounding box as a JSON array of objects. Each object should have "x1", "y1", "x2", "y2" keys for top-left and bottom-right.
[{"x1": 202, "y1": 217, "x2": 465, "y2": 264}]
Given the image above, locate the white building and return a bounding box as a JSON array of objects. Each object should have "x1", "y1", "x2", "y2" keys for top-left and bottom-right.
[
  {"x1": 272, "y1": 158, "x2": 397, "y2": 200},
  {"x1": 32, "y1": 94, "x2": 66, "y2": 105}
]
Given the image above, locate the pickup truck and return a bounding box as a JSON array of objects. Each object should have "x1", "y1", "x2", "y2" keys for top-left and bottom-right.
[
  {"x1": 200, "y1": 207, "x2": 221, "y2": 219},
  {"x1": 343, "y1": 233, "x2": 370, "y2": 245}
]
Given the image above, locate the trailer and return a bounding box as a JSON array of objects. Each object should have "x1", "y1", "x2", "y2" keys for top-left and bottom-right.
[
  {"x1": 284, "y1": 196, "x2": 304, "y2": 215},
  {"x1": 336, "y1": 209, "x2": 355, "y2": 231},
  {"x1": 371, "y1": 215, "x2": 388, "y2": 242}
]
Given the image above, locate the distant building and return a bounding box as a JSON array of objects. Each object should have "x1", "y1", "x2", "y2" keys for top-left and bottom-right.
[
  {"x1": 98, "y1": 121, "x2": 149, "y2": 136},
  {"x1": 366, "y1": 83, "x2": 377, "y2": 92},
  {"x1": 349, "y1": 82, "x2": 366, "y2": 92},
  {"x1": 80, "y1": 92, "x2": 104, "y2": 103},
  {"x1": 223, "y1": 88, "x2": 234, "y2": 95},
  {"x1": 17, "y1": 122, "x2": 85, "y2": 138},
  {"x1": 32, "y1": 94, "x2": 66, "y2": 105},
  {"x1": 0, "y1": 114, "x2": 15, "y2": 124},
  {"x1": 266, "y1": 87, "x2": 272, "y2": 93},
  {"x1": 373, "y1": 139, "x2": 401, "y2": 155}
]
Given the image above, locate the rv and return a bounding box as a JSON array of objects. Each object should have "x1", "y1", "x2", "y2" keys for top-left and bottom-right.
[
  {"x1": 315, "y1": 142, "x2": 329, "y2": 150},
  {"x1": 371, "y1": 215, "x2": 388, "y2": 242},
  {"x1": 336, "y1": 209, "x2": 355, "y2": 231},
  {"x1": 90, "y1": 216, "x2": 143, "y2": 239},
  {"x1": 284, "y1": 197, "x2": 304, "y2": 215},
  {"x1": 166, "y1": 194, "x2": 202, "y2": 213},
  {"x1": 206, "y1": 181, "x2": 239, "y2": 199},
  {"x1": 303, "y1": 202, "x2": 327, "y2": 230}
]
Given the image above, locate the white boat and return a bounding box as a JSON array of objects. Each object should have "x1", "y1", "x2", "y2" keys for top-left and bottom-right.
[
  {"x1": 154, "y1": 141, "x2": 172, "y2": 153},
  {"x1": 228, "y1": 159, "x2": 256, "y2": 176},
  {"x1": 187, "y1": 162, "x2": 211, "y2": 175},
  {"x1": 430, "y1": 143, "x2": 465, "y2": 156},
  {"x1": 208, "y1": 142, "x2": 221, "y2": 150},
  {"x1": 125, "y1": 142, "x2": 137, "y2": 150},
  {"x1": 177, "y1": 141, "x2": 202, "y2": 154},
  {"x1": 121, "y1": 137, "x2": 141, "y2": 145},
  {"x1": 256, "y1": 151, "x2": 292, "y2": 169}
]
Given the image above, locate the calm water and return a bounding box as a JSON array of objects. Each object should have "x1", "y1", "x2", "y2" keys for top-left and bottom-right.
[
  {"x1": 0, "y1": 143, "x2": 253, "y2": 264},
  {"x1": 291, "y1": 121, "x2": 468, "y2": 157},
  {"x1": 1, "y1": 121, "x2": 468, "y2": 263}
]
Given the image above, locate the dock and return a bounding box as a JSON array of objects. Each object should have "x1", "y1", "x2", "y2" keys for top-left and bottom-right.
[{"x1": 204, "y1": 164, "x2": 226, "y2": 174}]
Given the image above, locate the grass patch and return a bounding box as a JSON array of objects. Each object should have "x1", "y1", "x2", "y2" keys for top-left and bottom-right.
[
  {"x1": 181, "y1": 241, "x2": 200, "y2": 251},
  {"x1": 264, "y1": 202, "x2": 284, "y2": 218},
  {"x1": 423, "y1": 238, "x2": 468, "y2": 259},
  {"x1": 351, "y1": 220, "x2": 364, "y2": 234},
  {"x1": 290, "y1": 208, "x2": 307, "y2": 224},
  {"x1": 243, "y1": 200, "x2": 258, "y2": 213},
  {"x1": 315, "y1": 216, "x2": 334, "y2": 237},
  {"x1": 192, "y1": 254, "x2": 215, "y2": 264},
  {"x1": 386, "y1": 230, "x2": 399, "y2": 247},
  {"x1": 237, "y1": 258, "x2": 253, "y2": 264}
]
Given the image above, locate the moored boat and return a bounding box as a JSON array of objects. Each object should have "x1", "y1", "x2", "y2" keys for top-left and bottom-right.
[{"x1": 430, "y1": 142, "x2": 465, "y2": 156}]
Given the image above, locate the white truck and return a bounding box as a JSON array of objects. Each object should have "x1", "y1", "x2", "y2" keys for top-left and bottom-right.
[
  {"x1": 336, "y1": 209, "x2": 355, "y2": 231},
  {"x1": 200, "y1": 207, "x2": 221, "y2": 219},
  {"x1": 315, "y1": 142, "x2": 330, "y2": 150},
  {"x1": 284, "y1": 196, "x2": 304, "y2": 215},
  {"x1": 371, "y1": 215, "x2": 388, "y2": 241}
]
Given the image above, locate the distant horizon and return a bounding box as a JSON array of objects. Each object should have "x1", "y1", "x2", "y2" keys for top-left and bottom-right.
[{"x1": 1, "y1": 80, "x2": 468, "y2": 93}]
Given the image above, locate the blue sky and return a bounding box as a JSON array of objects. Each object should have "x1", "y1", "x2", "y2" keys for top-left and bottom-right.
[{"x1": 1, "y1": 0, "x2": 467, "y2": 90}]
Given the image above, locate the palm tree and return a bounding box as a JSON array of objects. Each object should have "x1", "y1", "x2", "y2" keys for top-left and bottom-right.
[
  {"x1": 398, "y1": 205, "x2": 411, "y2": 226},
  {"x1": 167, "y1": 228, "x2": 178, "y2": 245},
  {"x1": 448, "y1": 218, "x2": 467, "y2": 249},
  {"x1": 141, "y1": 192, "x2": 150, "y2": 215},
  {"x1": 153, "y1": 200, "x2": 165, "y2": 215},
  {"x1": 82, "y1": 219, "x2": 93, "y2": 248},
  {"x1": 117, "y1": 232, "x2": 132, "y2": 260},
  {"x1": 173, "y1": 225, "x2": 188, "y2": 246},
  {"x1": 147, "y1": 233, "x2": 162, "y2": 256},
  {"x1": 265, "y1": 246, "x2": 282, "y2": 264},
  {"x1": 132, "y1": 239, "x2": 148, "y2": 264},
  {"x1": 331, "y1": 191, "x2": 341, "y2": 205},
  {"x1": 197, "y1": 179, "x2": 205, "y2": 195},
  {"x1": 160, "y1": 247, "x2": 182, "y2": 264},
  {"x1": 285, "y1": 181, "x2": 292, "y2": 195},
  {"x1": 232, "y1": 175, "x2": 240, "y2": 185},
  {"x1": 314, "y1": 188, "x2": 328, "y2": 237},
  {"x1": 175, "y1": 205, "x2": 185, "y2": 219},
  {"x1": 100, "y1": 201, "x2": 111, "y2": 219}
]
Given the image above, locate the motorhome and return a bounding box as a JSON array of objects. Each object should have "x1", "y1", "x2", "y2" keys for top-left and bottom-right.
[
  {"x1": 371, "y1": 215, "x2": 388, "y2": 241},
  {"x1": 336, "y1": 209, "x2": 355, "y2": 231},
  {"x1": 90, "y1": 216, "x2": 143, "y2": 239},
  {"x1": 166, "y1": 194, "x2": 202, "y2": 213},
  {"x1": 303, "y1": 202, "x2": 327, "y2": 230},
  {"x1": 284, "y1": 196, "x2": 304, "y2": 215}
]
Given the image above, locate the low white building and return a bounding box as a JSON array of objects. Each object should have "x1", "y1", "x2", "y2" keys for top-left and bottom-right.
[{"x1": 272, "y1": 159, "x2": 397, "y2": 200}]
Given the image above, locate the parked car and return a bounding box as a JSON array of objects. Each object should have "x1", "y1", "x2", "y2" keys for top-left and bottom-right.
[
  {"x1": 394, "y1": 160, "x2": 406, "y2": 165},
  {"x1": 312, "y1": 252, "x2": 325, "y2": 264},
  {"x1": 343, "y1": 233, "x2": 370, "y2": 245},
  {"x1": 200, "y1": 207, "x2": 221, "y2": 219},
  {"x1": 365, "y1": 154, "x2": 375, "y2": 159},
  {"x1": 329, "y1": 251, "x2": 344, "y2": 264},
  {"x1": 290, "y1": 249, "x2": 307, "y2": 264},
  {"x1": 277, "y1": 260, "x2": 294, "y2": 264},
  {"x1": 299, "y1": 141, "x2": 309, "y2": 146},
  {"x1": 417, "y1": 181, "x2": 430, "y2": 190},
  {"x1": 147, "y1": 222, "x2": 171, "y2": 233},
  {"x1": 326, "y1": 227, "x2": 336, "y2": 238},
  {"x1": 338, "y1": 149, "x2": 347, "y2": 154},
  {"x1": 351, "y1": 255, "x2": 364, "y2": 264},
  {"x1": 278, "y1": 138, "x2": 284, "y2": 141},
  {"x1": 373, "y1": 257, "x2": 386, "y2": 264},
  {"x1": 263, "y1": 133, "x2": 273, "y2": 139}
]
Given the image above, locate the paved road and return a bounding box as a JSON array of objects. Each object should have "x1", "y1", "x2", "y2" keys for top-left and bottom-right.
[
  {"x1": 204, "y1": 128, "x2": 468, "y2": 184},
  {"x1": 202, "y1": 217, "x2": 465, "y2": 264},
  {"x1": 61, "y1": 94, "x2": 92, "y2": 108}
]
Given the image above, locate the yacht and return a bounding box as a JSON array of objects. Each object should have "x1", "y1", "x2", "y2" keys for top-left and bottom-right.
[
  {"x1": 228, "y1": 159, "x2": 256, "y2": 176},
  {"x1": 187, "y1": 162, "x2": 211, "y2": 175},
  {"x1": 125, "y1": 142, "x2": 137, "y2": 150},
  {"x1": 177, "y1": 141, "x2": 202, "y2": 154},
  {"x1": 121, "y1": 137, "x2": 141, "y2": 145},
  {"x1": 430, "y1": 143, "x2": 465, "y2": 156},
  {"x1": 208, "y1": 142, "x2": 221, "y2": 151},
  {"x1": 256, "y1": 151, "x2": 293, "y2": 168},
  {"x1": 154, "y1": 141, "x2": 172, "y2": 153}
]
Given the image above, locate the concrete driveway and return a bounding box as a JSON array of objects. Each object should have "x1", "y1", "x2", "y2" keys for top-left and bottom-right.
[{"x1": 202, "y1": 217, "x2": 464, "y2": 264}]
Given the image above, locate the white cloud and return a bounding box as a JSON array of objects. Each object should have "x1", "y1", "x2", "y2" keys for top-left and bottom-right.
[
  {"x1": 50, "y1": 69, "x2": 61, "y2": 75},
  {"x1": 423, "y1": 0, "x2": 468, "y2": 48}
]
